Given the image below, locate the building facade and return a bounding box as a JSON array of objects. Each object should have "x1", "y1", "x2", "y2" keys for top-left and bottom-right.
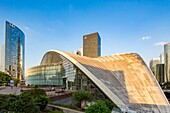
[
  {"x1": 160, "y1": 52, "x2": 164, "y2": 64},
  {"x1": 26, "y1": 50, "x2": 170, "y2": 112},
  {"x1": 72, "y1": 47, "x2": 83, "y2": 56},
  {"x1": 149, "y1": 58, "x2": 160, "y2": 76},
  {"x1": 156, "y1": 64, "x2": 164, "y2": 84},
  {"x1": 164, "y1": 43, "x2": 170, "y2": 82},
  {"x1": 26, "y1": 63, "x2": 64, "y2": 86},
  {"x1": 5, "y1": 21, "x2": 25, "y2": 80},
  {"x1": 0, "y1": 44, "x2": 5, "y2": 72},
  {"x1": 83, "y1": 32, "x2": 101, "y2": 58}
]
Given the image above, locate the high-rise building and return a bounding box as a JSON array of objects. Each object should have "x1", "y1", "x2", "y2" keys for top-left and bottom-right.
[
  {"x1": 0, "y1": 44, "x2": 5, "y2": 72},
  {"x1": 160, "y1": 52, "x2": 164, "y2": 64},
  {"x1": 164, "y1": 43, "x2": 170, "y2": 82},
  {"x1": 5, "y1": 21, "x2": 25, "y2": 80},
  {"x1": 149, "y1": 58, "x2": 160, "y2": 75},
  {"x1": 156, "y1": 64, "x2": 164, "y2": 84},
  {"x1": 83, "y1": 32, "x2": 101, "y2": 58}
]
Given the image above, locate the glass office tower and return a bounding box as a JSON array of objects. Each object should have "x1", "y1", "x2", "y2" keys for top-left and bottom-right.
[{"x1": 5, "y1": 21, "x2": 25, "y2": 80}]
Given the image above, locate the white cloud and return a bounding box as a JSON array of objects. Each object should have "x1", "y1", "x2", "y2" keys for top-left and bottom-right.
[
  {"x1": 142, "y1": 36, "x2": 151, "y2": 40},
  {"x1": 24, "y1": 26, "x2": 30, "y2": 30},
  {"x1": 154, "y1": 41, "x2": 168, "y2": 46}
]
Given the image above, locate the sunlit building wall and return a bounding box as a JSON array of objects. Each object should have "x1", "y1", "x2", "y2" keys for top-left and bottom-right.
[
  {"x1": 5, "y1": 21, "x2": 25, "y2": 80},
  {"x1": 164, "y1": 43, "x2": 170, "y2": 82},
  {"x1": 149, "y1": 58, "x2": 160, "y2": 76},
  {"x1": 160, "y1": 52, "x2": 164, "y2": 64},
  {"x1": 83, "y1": 32, "x2": 101, "y2": 58}
]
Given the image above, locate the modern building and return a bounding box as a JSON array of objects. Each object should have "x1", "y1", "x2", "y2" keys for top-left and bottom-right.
[
  {"x1": 149, "y1": 58, "x2": 160, "y2": 75},
  {"x1": 164, "y1": 43, "x2": 170, "y2": 82},
  {"x1": 0, "y1": 44, "x2": 5, "y2": 72},
  {"x1": 160, "y1": 52, "x2": 164, "y2": 64},
  {"x1": 72, "y1": 47, "x2": 83, "y2": 56},
  {"x1": 5, "y1": 21, "x2": 25, "y2": 80},
  {"x1": 83, "y1": 32, "x2": 101, "y2": 58},
  {"x1": 156, "y1": 64, "x2": 165, "y2": 84},
  {"x1": 26, "y1": 50, "x2": 170, "y2": 112},
  {"x1": 26, "y1": 63, "x2": 65, "y2": 86}
]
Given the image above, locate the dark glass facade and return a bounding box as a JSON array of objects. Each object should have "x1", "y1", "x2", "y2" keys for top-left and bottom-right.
[
  {"x1": 98, "y1": 34, "x2": 101, "y2": 56},
  {"x1": 156, "y1": 64, "x2": 164, "y2": 84},
  {"x1": 5, "y1": 21, "x2": 25, "y2": 80}
]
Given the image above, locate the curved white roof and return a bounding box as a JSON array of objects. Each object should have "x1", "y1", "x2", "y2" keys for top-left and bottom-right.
[{"x1": 40, "y1": 50, "x2": 170, "y2": 112}]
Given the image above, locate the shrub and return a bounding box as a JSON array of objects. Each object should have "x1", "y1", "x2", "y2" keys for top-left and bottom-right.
[
  {"x1": 85, "y1": 100, "x2": 110, "y2": 113},
  {"x1": 104, "y1": 99, "x2": 116, "y2": 111},
  {"x1": 0, "y1": 94, "x2": 40, "y2": 113},
  {"x1": 73, "y1": 90, "x2": 91, "y2": 108},
  {"x1": 23, "y1": 88, "x2": 48, "y2": 111}
]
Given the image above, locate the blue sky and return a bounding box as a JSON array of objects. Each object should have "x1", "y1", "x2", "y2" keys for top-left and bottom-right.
[{"x1": 0, "y1": 0, "x2": 170, "y2": 70}]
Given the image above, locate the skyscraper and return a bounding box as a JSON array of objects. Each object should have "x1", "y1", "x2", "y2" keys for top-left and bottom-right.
[
  {"x1": 5, "y1": 21, "x2": 25, "y2": 80},
  {"x1": 149, "y1": 58, "x2": 160, "y2": 76},
  {"x1": 0, "y1": 44, "x2": 5, "y2": 72},
  {"x1": 160, "y1": 52, "x2": 164, "y2": 64},
  {"x1": 164, "y1": 43, "x2": 170, "y2": 82},
  {"x1": 156, "y1": 64, "x2": 164, "y2": 84},
  {"x1": 83, "y1": 32, "x2": 101, "y2": 58}
]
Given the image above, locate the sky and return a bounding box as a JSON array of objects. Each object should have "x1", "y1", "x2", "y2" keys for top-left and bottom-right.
[{"x1": 0, "y1": 0, "x2": 170, "y2": 70}]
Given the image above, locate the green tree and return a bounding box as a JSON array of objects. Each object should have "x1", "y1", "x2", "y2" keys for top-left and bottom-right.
[
  {"x1": 85, "y1": 100, "x2": 110, "y2": 113},
  {"x1": 0, "y1": 94, "x2": 40, "y2": 113},
  {"x1": 104, "y1": 99, "x2": 116, "y2": 111},
  {"x1": 15, "y1": 93, "x2": 41, "y2": 113},
  {"x1": 0, "y1": 94, "x2": 11, "y2": 110},
  {"x1": 73, "y1": 90, "x2": 91, "y2": 108},
  {"x1": 0, "y1": 71, "x2": 12, "y2": 85},
  {"x1": 0, "y1": 88, "x2": 48, "y2": 112},
  {"x1": 34, "y1": 94, "x2": 48, "y2": 111},
  {"x1": 25, "y1": 88, "x2": 46, "y2": 96},
  {"x1": 3, "y1": 94, "x2": 18, "y2": 111},
  {"x1": 13, "y1": 78, "x2": 20, "y2": 86},
  {"x1": 23, "y1": 88, "x2": 48, "y2": 111}
]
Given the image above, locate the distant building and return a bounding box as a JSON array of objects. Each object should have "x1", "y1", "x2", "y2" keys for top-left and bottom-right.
[
  {"x1": 72, "y1": 47, "x2": 83, "y2": 56},
  {"x1": 149, "y1": 58, "x2": 160, "y2": 76},
  {"x1": 160, "y1": 52, "x2": 164, "y2": 64},
  {"x1": 156, "y1": 64, "x2": 164, "y2": 84},
  {"x1": 83, "y1": 32, "x2": 101, "y2": 58},
  {"x1": 0, "y1": 44, "x2": 5, "y2": 72},
  {"x1": 5, "y1": 21, "x2": 25, "y2": 80},
  {"x1": 164, "y1": 43, "x2": 170, "y2": 82}
]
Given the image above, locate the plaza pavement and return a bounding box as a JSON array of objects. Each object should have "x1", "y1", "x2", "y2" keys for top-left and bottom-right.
[{"x1": 0, "y1": 86, "x2": 21, "y2": 95}]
